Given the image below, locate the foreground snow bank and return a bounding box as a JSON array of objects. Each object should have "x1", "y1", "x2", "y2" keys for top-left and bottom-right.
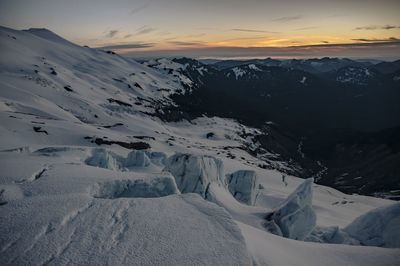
[
  {"x1": 0, "y1": 192, "x2": 253, "y2": 265},
  {"x1": 265, "y1": 178, "x2": 316, "y2": 240},
  {"x1": 239, "y1": 221, "x2": 400, "y2": 266},
  {"x1": 164, "y1": 153, "x2": 225, "y2": 198},
  {"x1": 344, "y1": 203, "x2": 400, "y2": 248}
]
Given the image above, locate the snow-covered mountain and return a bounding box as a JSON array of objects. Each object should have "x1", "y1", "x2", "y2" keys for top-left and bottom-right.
[
  {"x1": 334, "y1": 66, "x2": 378, "y2": 86},
  {"x1": 145, "y1": 57, "x2": 400, "y2": 199},
  {"x1": 1, "y1": 26, "x2": 399, "y2": 265}
]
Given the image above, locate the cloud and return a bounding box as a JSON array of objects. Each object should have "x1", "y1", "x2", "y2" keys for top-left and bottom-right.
[
  {"x1": 272, "y1": 15, "x2": 302, "y2": 22},
  {"x1": 123, "y1": 40, "x2": 400, "y2": 60},
  {"x1": 105, "y1": 30, "x2": 119, "y2": 38},
  {"x1": 220, "y1": 36, "x2": 269, "y2": 42},
  {"x1": 130, "y1": 1, "x2": 151, "y2": 15},
  {"x1": 355, "y1": 25, "x2": 400, "y2": 30},
  {"x1": 231, "y1": 28, "x2": 279, "y2": 33},
  {"x1": 184, "y1": 33, "x2": 206, "y2": 38},
  {"x1": 124, "y1": 34, "x2": 133, "y2": 39},
  {"x1": 98, "y1": 43, "x2": 153, "y2": 50},
  {"x1": 294, "y1": 26, "x2": 319, "y2": 31},
  {"x1": 168, "y1": 41, "x2": 204, "y2": 46},
  {"x1": 352, "y1": 37, "x2": 400, "y2": 43},
  {"x1": 290, "y1": 39, "x2": 400, "y2": 48},
  {"x1": 135, "y1": 26, "x2": 156, "y2": 35}
]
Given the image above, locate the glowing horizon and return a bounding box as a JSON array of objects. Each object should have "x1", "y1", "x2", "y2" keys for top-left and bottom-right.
[{"x1": 1, "y1": 0, "x2": 399, "y2": 59}]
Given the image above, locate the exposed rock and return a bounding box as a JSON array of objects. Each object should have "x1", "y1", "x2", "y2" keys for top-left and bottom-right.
[
  {"x1": 63, "y1": 85, "x2": 73, "y2": 92},
  {"x1": 92, "y1": 137, "x2": 150, "y2": 150},
  {"x1": 33, "y1": 126, "x2": 48, "y2": 135},
  {"x1": 107, "y1": 98, "x2": 132, "y2": 107},
  {"x1": 206, "y1": 132, "x2": 215, "y2": 139},
  {"x1": 102, "y1": 123, "x2": 123, "y2": 128},
  {"x1": 134, "y1": 82, "x2": 143, "y2": 89}
]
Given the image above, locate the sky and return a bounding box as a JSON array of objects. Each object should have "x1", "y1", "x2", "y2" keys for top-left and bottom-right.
[{"x1": 1, "y1": 0, "x2": 400, "y2": 59}]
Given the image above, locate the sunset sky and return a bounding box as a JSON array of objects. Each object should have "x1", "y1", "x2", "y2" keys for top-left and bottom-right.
[{"x1": 1, "y1": 0, "x2": 400, "y2": 59}]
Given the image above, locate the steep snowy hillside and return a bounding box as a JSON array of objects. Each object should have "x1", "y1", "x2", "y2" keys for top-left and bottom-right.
[{"x1": 0, "y1": 26, "x2": 399, "y2": 265}]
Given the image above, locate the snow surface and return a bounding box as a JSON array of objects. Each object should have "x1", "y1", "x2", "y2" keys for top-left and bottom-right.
[
  {"x1": 232, "y1": 67, "x2": 247, "y2": 79},
  {"x1": 248, "y1": 64, "x2": 262, "y2": 71},
  {"x1": 0, "y1": 26, "x2": 399, "y2": 265}
]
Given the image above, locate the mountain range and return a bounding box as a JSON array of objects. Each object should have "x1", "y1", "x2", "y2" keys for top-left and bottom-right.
[{"x1": 143, "y1": 56, "x2": 400, "y2": 199}]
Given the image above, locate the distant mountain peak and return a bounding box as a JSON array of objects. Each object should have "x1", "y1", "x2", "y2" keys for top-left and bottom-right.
[{"x1": 23, "y1": 27, "x2": 74, "y2": 45}]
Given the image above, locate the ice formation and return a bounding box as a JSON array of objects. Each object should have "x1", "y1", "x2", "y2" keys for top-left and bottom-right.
[
  {"x1": 264, "y1": 178, "x2": 316, "y2": 240},
  {"x1": 90, "y1": 176, "x2": 180, "y2": 199},
  {"x1": 85, "y1": 149, "x2": 167, "y2": 170},
  {"x1": 227, "y1": 170, "x2": 259, "y2": 205},
  {"x1": 163, "y1": 153, "x2": 225, "y2": 198},
  {"x1": 344, "y1": 203, "x2": 400, "y2": 248}
]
